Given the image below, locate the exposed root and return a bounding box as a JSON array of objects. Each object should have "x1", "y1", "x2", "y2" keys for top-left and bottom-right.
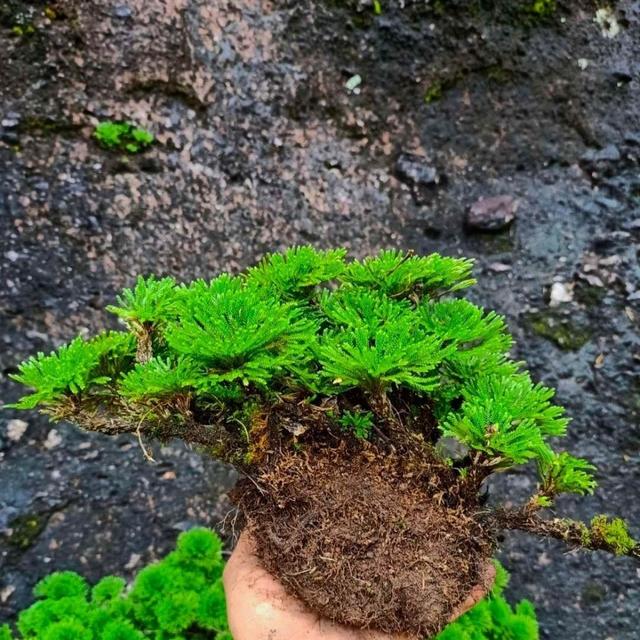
[{"x1": 233, "y1": 444, "x2": 494, "y2": 637}]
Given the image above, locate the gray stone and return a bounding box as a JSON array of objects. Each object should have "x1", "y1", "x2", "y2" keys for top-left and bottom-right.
[
  {"x1": 1, "y1": 115, "x2": 19, "y2": 128},
  {"x1": 113, "y1": 5, "x2": 133, "y2": 18},
  {"x1": 466, "y1": 195, "x2": 518, "y2": 232},
  {"x1": 581, "y1": 144, "x2": 621, "y2": 164},
  {"x1": 1, "y1": 130, "x2": 19, "y2": 145},
  {"x1": 395, "y1": 153, "x2": 442, "y2": 187}
]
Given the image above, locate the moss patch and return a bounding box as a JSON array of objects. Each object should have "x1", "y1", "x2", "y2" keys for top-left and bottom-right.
[
  {"x1": 7, "y1": 513, "x2": 48, "y2": 549},
  {"x1": 525, "y1": 311, "x2": 593, "y2": 350}
]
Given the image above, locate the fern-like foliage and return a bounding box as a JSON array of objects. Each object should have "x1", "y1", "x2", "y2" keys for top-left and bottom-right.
[
  {"x1": 9, "y1": 246, "x2": 598, "y2": 504},
  {"x1": 319, "y1": 288, "x2": 412, "y2": 331},
  {"x1": 107, "y1": 275, "x2": 178, "y2": 327},
  {"x1": 246, "y1": 246, "x2": 346, "y2": 299},
  {"x1": 3, "y1": 528, "x2": 230, "y2": 640},
  {"x1": 436, "y1": 563, "x2": 539, "y2": 640},
  {"x1": 9, "y1": 333, "x2": 134, "y2": 409},
  {"x1": 419, "y1": 299, "x2": 513, "y2": 370},
  {"x1": 318, "y1": 319, "x2": 450, "y2": 394},
  {"x1": 538, "y1": 452, "x2": 597, "y2": 498},
  {"x1": 338, "y1": 409, "x2": 375, "y2": 439},
  {"x1": 164, "y1": 276, "x2": 316, "y2": 387},
  {"x1": 343, "y1": 250, "x2": 475, "y2": 297},
  {"x1": 441, "y1": 373, "x2": 568, "y2": 467},
  {"x1": 119, "y1": 356, "x2": 201, "y2": 399}
]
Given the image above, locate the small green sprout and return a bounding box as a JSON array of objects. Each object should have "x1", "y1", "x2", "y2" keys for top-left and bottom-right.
[
  {"x1": 338, "y1": 410, "x2": 375, "y2": 439},
  {"x1": 94, "y1": 121, "x2": 154, "y2": 153}
]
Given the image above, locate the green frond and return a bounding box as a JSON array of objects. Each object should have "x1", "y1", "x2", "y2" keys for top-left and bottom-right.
[
  {"x1": 440, "y1": 374, "x2": 563, "y2": 465},
  {"x1": 152, "y1": 591, "x2": 199, "y2": 633},
  {"x1": 343, "y1": 250, "x2": 475, "y2": 298},
  {"x1": 435, "y1": 563, "x2": 538, "y2": 640},
  {"x1": 107, "y1": 276, "x2": 177, "y2": 326},
  {"x1": 9, "y1": 333, "x2": 134, "y2": 409},
  {"x1": 39, "y1": 620, "x2": 92, "y2": 640},
  {"x1": 538, "y1": 452, "x2": 597, "y2": 497},
  {"x1": 196, "y1": 581, "x2": 228, "y2": 631},
  {"x1": 100, "y1": 620, "x2": 144, "y2": 640},
  {"x1": 318, "y1": 319, "x2": 449, "y2": 394},
  {"x1": 246, "y1": 246, "x2": 346, "y2": 299},
  {"x1": 34, "y1": 572, "x2": 89, "y2": 601},
  {"x1": 91, "y1": 577, "x2": 126, "y2": 605},
  {"x1": 174, "y1": 528, "x2": 224, "y2": 572},
  {"x1": 0, "y1": 625, "x2": 12, "y2": 640},
  {"x1": 10, "y1": 247, "x2": 581, "y2": 479},
  {"x1": 165, "y1": 278, "x2": 316, "y2": 385},
  {"x1": 319, "y1": 287, "x2": 412, "y2": 331},
  {"x1": 420, "y1": 299, "x2": 513, "y2": 365},
  {"x1": 119, "y1": 357, "x2": 201, "y2": 399}
]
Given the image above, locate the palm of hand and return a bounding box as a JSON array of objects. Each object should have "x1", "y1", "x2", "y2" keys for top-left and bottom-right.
[{"x1": 223, "y1": 533, "x2": 495, "y2": 640}]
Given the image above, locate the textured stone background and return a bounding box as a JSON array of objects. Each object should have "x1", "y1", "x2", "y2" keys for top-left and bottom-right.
[{"x1": 1, "y1": 1, "x2": 639, "y2": 637}]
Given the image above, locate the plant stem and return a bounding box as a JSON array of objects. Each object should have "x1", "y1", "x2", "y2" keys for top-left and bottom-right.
[{"x1": 494, "y1": 507, "x2": 640, "y2": 561}]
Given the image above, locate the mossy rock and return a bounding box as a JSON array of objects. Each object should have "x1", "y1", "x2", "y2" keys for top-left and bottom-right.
[
  {"x1": 7, "y1": 513, "x2": 48, "y2": 550},
  {"x1": 525, "y1": 310, "x2": 593, "y2": 350}
]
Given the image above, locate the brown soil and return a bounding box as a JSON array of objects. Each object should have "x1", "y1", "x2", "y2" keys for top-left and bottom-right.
[{"x1": 234, "y1": 444, "x2": 494, "y2": 638}]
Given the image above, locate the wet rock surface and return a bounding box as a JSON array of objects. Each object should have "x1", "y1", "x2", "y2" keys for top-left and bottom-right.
[
  {"x1": 466, "y1": 195, "x2": 518, "y2": 232},
  {"x1": 1, "y1": 0, "x2": 639, "y2": 637}
]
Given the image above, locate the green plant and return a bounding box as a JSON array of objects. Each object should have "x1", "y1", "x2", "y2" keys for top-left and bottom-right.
[
  {"x1": 94, "y1": 121, "x2": 154, "y2": 154},
  {"x1": 0, "y1": 528, "x2": 230, "y2": 640},
  {"x1": 338, "y1": 409, "x2": 374, "y2": 439},
  {"x1": 435, "y1": 563, "x2": 538, "y2": 640},
  {"x1": 0, "y1": 528, "x2": 537, "y2": 640},
  {"x1": 524, "y1": 0, "x2": 556, "y2": 18},
  {"x1": 8, "y1": 247, "x2": 638, "y2": 637}
]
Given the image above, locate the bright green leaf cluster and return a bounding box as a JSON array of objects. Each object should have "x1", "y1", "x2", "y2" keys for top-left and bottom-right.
[
  {"x1": 247, "y1": 246, "x2": 347, "y2": 300},
  {"x1": 436, "y1": 563, "x2": 539, "y2": 640},
  {"x1": 344, "y1": 250, "x2": 475, "y2": 297},
  {"x1": 1, "y1": 528, "x2": 230, "y2": 640},
  {"x1": 94, "y1": 121, "x2": 155, "y2": 154},
  {"x1": 9, "y1": 333, "x2": 135, "y2": 409},
  {"x1": 10, "y1": 247, "x2": 591, "y2": 497},
  {"x1": 441, "y1": 373, "x2": 569, "y2": 468},
  {"x1": 538, "y1": 452, "x2": 597, "y2": 498},
  {"x1": 107, "y1": 276, "x2": 177, "y2": 326},
  {"x1": 338, "y1": 410, "x2": 374, "y2": 439}
]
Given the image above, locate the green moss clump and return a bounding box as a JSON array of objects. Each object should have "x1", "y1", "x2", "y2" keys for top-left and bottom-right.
[
  {"x1": 3, "y1": 528, "x2": 230, "y2": 640},
  {"x1": 525, "y1": 0, "x2": 556, "y2": 18},
  {"x1": 526, "y1": 311, "x2": 592, "y2": 351},
  {"x1": 424, "y1": 80, "x2": 444, "y2": 104},
  {"x1": 7, "y1": 514, "x2": 48, "y2": 550},
  {"x1": 590, "y1": 516, "x2": 636, "y2": 556},
  {"x1": 436, "y1": 562, "x2": 538, "y2": 640},
  {"x1": 7, "y1": 246, "x2": 638, "y2": 634},
  {"x1": 0, "y1": 528, "x2": 538, "y2": 640},
  {"x1": 94, "y1": 121, "x2": 155, "y2": 154}
]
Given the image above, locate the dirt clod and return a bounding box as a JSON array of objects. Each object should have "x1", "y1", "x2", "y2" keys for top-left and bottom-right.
[{"x1": 236, "y1": 445, "x2": 493, "y2": 637}]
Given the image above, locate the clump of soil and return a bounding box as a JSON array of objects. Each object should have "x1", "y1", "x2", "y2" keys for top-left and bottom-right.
[{"x1": 235, "y1": 444, "x2": 494, "y2": 637}]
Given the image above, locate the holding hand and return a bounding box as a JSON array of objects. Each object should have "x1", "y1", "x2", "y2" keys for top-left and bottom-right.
[{"x1": 223, "y1": 532, "x2": 495, "y2": 640}]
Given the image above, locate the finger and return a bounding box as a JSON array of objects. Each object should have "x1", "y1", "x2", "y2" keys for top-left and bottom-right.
[{"x1": 447, "y1": 562, "x2": 496, "y2": 622}]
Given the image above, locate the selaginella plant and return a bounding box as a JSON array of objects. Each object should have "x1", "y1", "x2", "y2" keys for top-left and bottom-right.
[
  {"x1": 8, "y1": 247, "x2": 639, "y2": 638},
  {"x1": 0, "y1": 528, "x2": 231, "y2": 640},
  {"x1": 94, "y1": 121, "x2": 154, "y2": 154}
]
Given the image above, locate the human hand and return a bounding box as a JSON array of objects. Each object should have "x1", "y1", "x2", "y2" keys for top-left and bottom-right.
[{"x1": 223, "y1": 532, "x2": 496, "y2": 640}]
